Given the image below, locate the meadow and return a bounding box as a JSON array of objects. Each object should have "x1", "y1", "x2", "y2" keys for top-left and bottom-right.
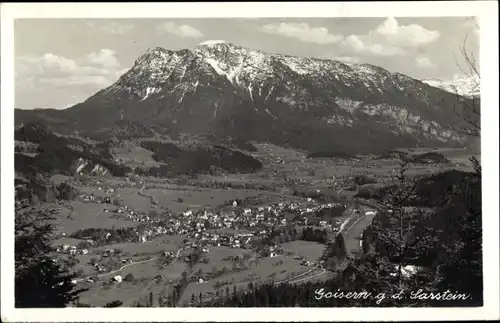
[
  {"x1": 281, "y1": 240, "x2": 327, "y2": 263},
  {"x1": 179, "y1": 254, "x2": 313, "y2": 305},
  {"x1": 54, "y1": 201, "x2": 136, "y2": 235},
  {"x1": 145, "y1": 186, "x2": 273, "y2": 213}
]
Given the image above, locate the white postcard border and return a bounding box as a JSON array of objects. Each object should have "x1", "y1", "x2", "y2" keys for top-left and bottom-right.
[{"x1": 1, "y1": 1, "x2": 499, "y2": 321}]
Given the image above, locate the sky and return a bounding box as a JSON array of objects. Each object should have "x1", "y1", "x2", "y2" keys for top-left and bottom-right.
[{"x1": 14, "y1": 17, "x2": 479, "y2": 110}]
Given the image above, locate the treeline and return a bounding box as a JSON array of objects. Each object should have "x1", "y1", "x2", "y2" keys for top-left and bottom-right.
[
  {"x1": 307, "y1": 151, "x2": 357, "y2": 159},
  {"x1": 301, "y1": 227, "x2": 329, "y2": 244},
  {"x1": 136, "y1": 141, "x2": 263, "y2": 177},
  {"x1": 15, "y1": 123, "x2": 131, "y2": 177},
  {"x1": 264, "y1": 226, "x2": 330, "y2": 245},
  {"x1": 375, "y1": 150, "x2": 450, "y2": 164},
  {"x1": 70, "y1": 227, "x2": 139, "y2": 245},
  {"x1": 16, "y1": 178, "x2": 80, "y2": 204}
]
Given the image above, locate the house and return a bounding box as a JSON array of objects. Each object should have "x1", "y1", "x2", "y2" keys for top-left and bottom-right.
[
  {"x1": 81, "y1": 249, "x2": 89, "y2": 255},
  {"x1": 113, "y1": 275, "x2": 123, "y2": 283},
  {"x1": 269, "y1": 251, "x2": 280, "y2": 258},
  {"x1": 390, "y1": 265, "x2": 423, "y2": 278},
  {"x1": 301, "y1": 260, "x2": 312, "y2": 266}
]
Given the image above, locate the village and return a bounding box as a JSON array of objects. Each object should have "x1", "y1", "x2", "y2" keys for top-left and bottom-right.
[{"x1": 53, "y1": 175, "x2": 351, "y2": 289}]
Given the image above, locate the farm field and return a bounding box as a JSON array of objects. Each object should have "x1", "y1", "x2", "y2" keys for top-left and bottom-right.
[
  {"x1": 179, "y1": 254, "x2": 314, "y2": 305},
  {"x1": 192, "y1": 246, "x2": 254, "y2": 273},
  {"x1": 111, "y1": 144, "x2": 160, "y2": 168},
  {"x1": 146, "y1": 187, "x2": 275, "y2": 213},
  {"x1": 117, "y1": 187, "x2": 152, "y2": 212},
  {"x1": 92, "y1": 235, "x2": 186, "y2": 256},
  {"x1": 281, "y1": 240, "x2": 327, "y2": 262},
  {"x1": 54, "y1": 201, "x2": 136, "y2": 235},
  {"x1": 76, "y1": 276, "x2": 172, "y2": 307}
]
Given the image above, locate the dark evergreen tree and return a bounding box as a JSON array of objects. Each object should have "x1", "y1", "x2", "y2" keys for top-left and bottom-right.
[{"x1": 15, "y1": 205, "x2": 87, "y2": 307}]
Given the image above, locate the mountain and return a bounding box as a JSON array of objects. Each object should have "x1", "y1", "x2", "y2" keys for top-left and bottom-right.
[
  {"x1": 422, "y1": 75, "x2": 480, "y2": 98},
  {"x1": 15, "y1": 40, "x2": 474, "y2": 154}
]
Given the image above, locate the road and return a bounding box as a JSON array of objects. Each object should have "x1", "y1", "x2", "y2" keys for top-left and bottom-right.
[
  {"x1": 286, "y1": 267, "x2": 327, "y2": 284},
  {"x1": 96, "y1": 257, "x2": 159, "y2": 279},
  {"x1": 342, "y1": 206, "x2": 377, "y2": 257}
]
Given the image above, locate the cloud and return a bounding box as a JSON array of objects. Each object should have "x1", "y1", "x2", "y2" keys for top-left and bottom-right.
[
  {"x1": 258, "y1": 18, "x2": 439, "y2": 58},
  {"x1": 86, "y1": 21, "x2": 135, "y2": 34},
  {"x1": 342, "y1": 35, "x2": 406, "y2": 57},
  {"x1": 373, "y1": 17, "x2": 440, "y2": 48},
  {"x1": 16, "y1": 49, "x2": 127, "y2": 89},
  {"x1": 342, "y1": 17, "x2": 440, "y2": 57},
  {"x1": 86, "y1": 49, "x2": 120, "y2": 69},
  {"x1": 415, "y1": 56, "x2": 436, "y2": 68},
  {"x1": 259, "y1": 22, "x2": 343, "y2": 44},
  {"x1": 157, "y1": 22, "x2": 204, "y2": 38}
]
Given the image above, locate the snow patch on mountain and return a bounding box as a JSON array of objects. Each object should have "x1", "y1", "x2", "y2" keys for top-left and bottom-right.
[
  {"x1": 422, "y1": 75, "x2": 480, "y2": 97},
  {"x1": 198, "y1": 40, "x2": 232, "y2": 47}
]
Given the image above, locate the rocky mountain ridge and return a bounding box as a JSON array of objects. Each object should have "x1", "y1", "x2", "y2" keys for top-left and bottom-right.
[{"x1": 15, "y1": 40, "x2": 474, "y2": 154}]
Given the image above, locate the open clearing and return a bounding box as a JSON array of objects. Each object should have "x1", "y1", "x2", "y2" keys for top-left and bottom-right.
[
  {"x1": 146, "y1": 187, "x2": 273, "y2": 212},
  {"x1": 92, "y1": 235, "x2": 186, "y2": 256},
  {"x1": 281, "y1": 240, "x2": 326, "y2": 262},
  {"x1": 77, "y1": 277, "x2": 172, "y2": 307},
  {"x1": 192, "y1": 246, "x2": 254, "y2": 273},
  {"x1": 179, "y1": 254, "x2": 314, "y2": 304},
  {"x1": 117, "y1": 187, "x2": 153, "y2": 212},
  {"x1": 54, "y1": 201, "x2": 136, "y2": 234}
]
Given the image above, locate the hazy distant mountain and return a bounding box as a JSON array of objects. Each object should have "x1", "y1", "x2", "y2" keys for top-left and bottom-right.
[
  {"x1": 16, "y1": 40, "x2": 474, "y2": 154},
  {"x1": 422, "y1": 75, "x2": 480, "y2": 98}
]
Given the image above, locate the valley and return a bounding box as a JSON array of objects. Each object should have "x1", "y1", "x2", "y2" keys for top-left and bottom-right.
[{"x1": 14, "y1": 124, "x2": 478, "y2": 307}]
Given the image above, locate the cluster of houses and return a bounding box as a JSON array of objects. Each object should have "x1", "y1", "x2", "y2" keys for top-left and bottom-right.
[
  {"x1": 78, "y1": 193, "x2": 112, "y2": 204},
  {"x1": 56, "y1": 243, "x2": 90, "y2": 255}
]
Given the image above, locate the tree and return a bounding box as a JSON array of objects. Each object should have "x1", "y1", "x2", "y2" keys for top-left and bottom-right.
[
  {"x1": 124, "y1": 273, "x2": 135, "y2": 282},
  {"x1": 112, "y1": 197, "x2": 121, "y2": 207},
  {"x1": 452, "y1": 29, "x2": 481, "y2": 138},
  {"x1": 432, "y1": 162, "x2": 482, "y2": 306},
  {"x1": 378, "y1": 158, "x2": 439, "y2": 288},
  {"x1": 15, "y1": 205, "x2": 87, "y2": 307}
]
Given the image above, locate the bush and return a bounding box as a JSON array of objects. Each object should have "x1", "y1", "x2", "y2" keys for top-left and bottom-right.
[
  {"x1": 355, "y1": 187, "x2": 374, "y2": 199},
  {"x1": 353, "y1": 174, "x2": 377, "y2": 186},
  {"x1": 124, "y1": 273, "x2": 134, "y2": 282}
]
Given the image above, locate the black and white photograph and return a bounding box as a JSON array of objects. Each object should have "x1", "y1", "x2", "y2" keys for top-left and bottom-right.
[{"x1": 1, "y1": 2, "x2": 499, "y2": 322}]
